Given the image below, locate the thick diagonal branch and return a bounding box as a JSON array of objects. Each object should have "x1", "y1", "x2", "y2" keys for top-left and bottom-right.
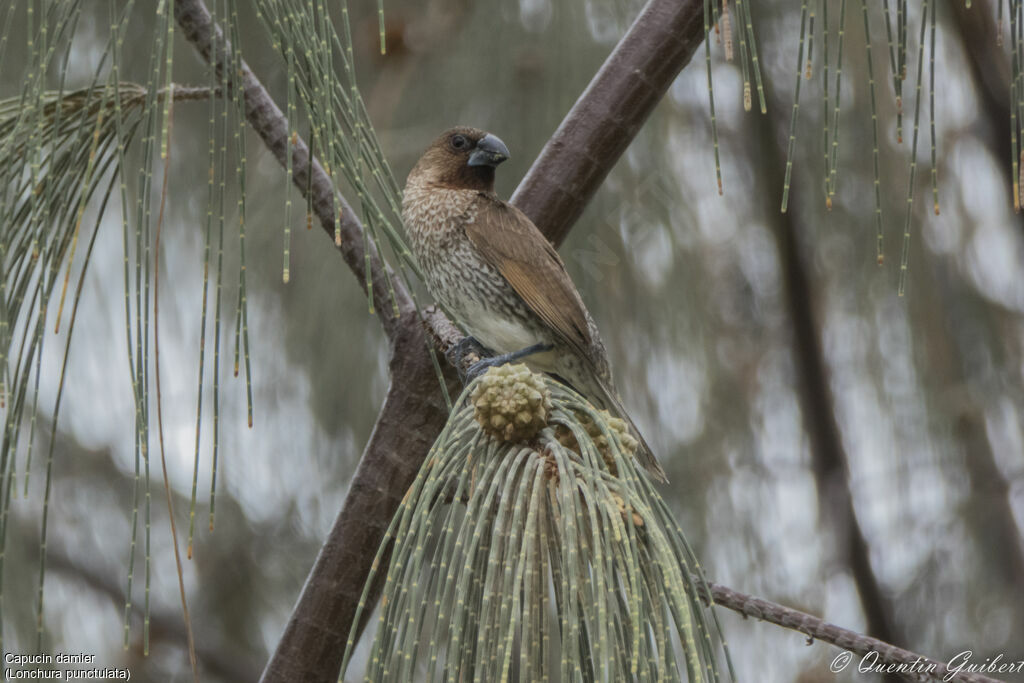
[
  {"x1": 173, "y1": 4, "x2": 450, "y2": 682},
  {"x1": 512, "y1": 0, "x2": 706, "y2": 246}
]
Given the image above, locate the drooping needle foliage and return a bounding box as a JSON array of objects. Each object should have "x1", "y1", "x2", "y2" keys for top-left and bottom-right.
[
  {"x1": 0, "y1": 83, "x2": 150, "y2": 652},
  {"x1": 342, "y1": 368, "x2": 733, "y2": 682}
]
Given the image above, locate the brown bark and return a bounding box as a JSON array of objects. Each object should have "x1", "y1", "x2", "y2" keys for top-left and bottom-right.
[
  {"x1": 262, "y1": 321, "x2": 452, "y2": 683},
  {"x1": 173, "y1": 0, "x2": 409, "y2": 331},
  {"x1": 173, "y1": 4, "x2": 448, "y2": 682},
  {"x1": 706, "y1": 582, "x2": 1001, "y2": 683},
  {"x1": 512, "y1": 0, "x2": 707, "y2": 247}
]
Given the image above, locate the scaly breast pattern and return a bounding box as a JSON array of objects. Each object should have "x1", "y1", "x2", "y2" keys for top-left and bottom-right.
[{"x1": 402, "y1": 183, "x2": 548, "y2": 355}]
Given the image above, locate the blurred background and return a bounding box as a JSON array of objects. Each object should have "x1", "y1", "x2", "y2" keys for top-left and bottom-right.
[{"x1": 1, "y1": 0, "x2": 1022, "y2": 681}]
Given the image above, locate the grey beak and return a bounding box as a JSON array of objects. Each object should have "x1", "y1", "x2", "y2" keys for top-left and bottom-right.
[{"x1": 468, "y1": 133, "x2": 510, "y2": 167}]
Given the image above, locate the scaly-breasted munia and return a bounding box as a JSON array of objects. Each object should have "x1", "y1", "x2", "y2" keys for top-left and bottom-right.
[{"x1": 402, "y1": 127, "x2": 666, "y2": 482}]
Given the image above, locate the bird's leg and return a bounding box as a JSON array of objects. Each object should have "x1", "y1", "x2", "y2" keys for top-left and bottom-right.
[
  {"x1": 465, "y1": 342, "x2": 554, "y2": 381},
  {"x1": 453, "y1": 335, "x2": 491, "y2": 361},
  {"x1": 447, "y1": 336, "x2": 493, "y2": 384}
]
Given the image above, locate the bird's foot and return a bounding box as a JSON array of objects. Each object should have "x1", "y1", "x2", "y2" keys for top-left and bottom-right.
[
  {"x1": 465, "y1": 356, "x2": 503, "y2": 381},
  {"x1": 465, "y1": 342, "x2": 553, "y2": 382},
  {"x1": 453, "y1": 335, "x2": 490, "y2": 362},
  {"x1": 449, "y1": 336, "x2": 492, "y2": 384}
]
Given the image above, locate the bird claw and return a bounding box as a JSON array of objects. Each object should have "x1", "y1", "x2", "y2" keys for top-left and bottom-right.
[
  {"x1": 463, "y1": 342, "x2": 554, "y2": 384},
  {"x1": 465, "y1": 356, "x2": 501, "y2": 382},
  {"x1": 449, "y1": 336, "x2": 492, "y2": 384},
  {"x1": 453, "y1": 335, "x2": 489, "y2": 361}
]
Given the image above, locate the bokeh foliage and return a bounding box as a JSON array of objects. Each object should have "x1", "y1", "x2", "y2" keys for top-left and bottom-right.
[{"x1": 0, "y1": 1, "x2": 1020, "y2": 682}]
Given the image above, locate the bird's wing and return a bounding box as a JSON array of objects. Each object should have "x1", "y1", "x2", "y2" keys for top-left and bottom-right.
[
  {"x1": 465, "y1": 195, "x2": 592, "y2": 357},
  {"x1": 466, "y1": 195, "x2": 669, "y2": 484}
]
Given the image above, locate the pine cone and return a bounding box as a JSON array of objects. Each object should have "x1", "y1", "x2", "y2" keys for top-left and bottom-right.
[{"x1": 471, "y1": 364, "x2": 552, "y2": 442}]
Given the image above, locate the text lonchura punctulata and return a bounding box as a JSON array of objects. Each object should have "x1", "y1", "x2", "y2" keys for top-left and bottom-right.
[{"x1": 403, "y1": 127, "x2": 667, "y2": 483}]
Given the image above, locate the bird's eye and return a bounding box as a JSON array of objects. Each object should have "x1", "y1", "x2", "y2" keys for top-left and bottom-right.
[{"x1": 450, "y1": 134, "x2": 468, "y2": 150}]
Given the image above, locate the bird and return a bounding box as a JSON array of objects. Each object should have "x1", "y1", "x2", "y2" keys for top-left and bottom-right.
[{"x1": 402, "y1": 126, "x2": 667, "y2": 483}]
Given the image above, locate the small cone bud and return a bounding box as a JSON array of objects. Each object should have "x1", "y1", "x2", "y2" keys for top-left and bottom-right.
[
  {"x1": 471, "y1": 364, "x2": 552, "y2": 442},
  {"x1": 557, "y1": 409, "x2": 641, "y2": 476}
]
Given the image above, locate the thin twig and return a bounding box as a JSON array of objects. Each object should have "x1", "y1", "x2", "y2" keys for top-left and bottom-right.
[{"x1": 705, "y1": 582, "x2": 1003, "y2": 683}]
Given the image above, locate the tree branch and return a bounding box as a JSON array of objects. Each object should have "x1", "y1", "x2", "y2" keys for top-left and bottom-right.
[
  {"x1": 173, "y1": 4, "x2": 452, "y2": 682},
  {"x1": 173, "y1": 0, "x2": 411, "y2": 335},
  {"x1": 260, "y1": 320, "x2": 453, "y2": 683},
  {"x1": 706, "y1": 582, "x2": 1003, "y2": 683},
  {"x1": 511, "y1": 0, "x2": 707, "y2": 246}
]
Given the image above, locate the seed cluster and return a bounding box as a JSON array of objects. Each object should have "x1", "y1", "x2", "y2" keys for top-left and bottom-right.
[
  {"x1": 555, "y1": 409, "x2": 639, "y2": 475},
  {"x1": 471, "y1": 364, "x2": 552, "y2": 442}
]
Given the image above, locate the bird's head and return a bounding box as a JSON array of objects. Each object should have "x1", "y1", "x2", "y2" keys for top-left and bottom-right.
[{"x1": 407, "y1": 127, "x2": 510, "y2": 192}]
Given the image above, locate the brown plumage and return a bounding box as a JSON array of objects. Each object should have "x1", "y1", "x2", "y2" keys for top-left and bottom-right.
[{"x1": 402, "y1": 127, "x2": 667, "y2": 482}]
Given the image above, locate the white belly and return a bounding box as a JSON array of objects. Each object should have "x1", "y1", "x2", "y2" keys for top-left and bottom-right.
[{"x1": 459, "y1": 297, "x2": 541, "y2": 354}]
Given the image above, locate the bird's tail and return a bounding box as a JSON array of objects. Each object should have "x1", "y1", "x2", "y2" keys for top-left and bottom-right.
[{"x1": 587, "y1": 375, "x2": 669, "y2": 484}]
